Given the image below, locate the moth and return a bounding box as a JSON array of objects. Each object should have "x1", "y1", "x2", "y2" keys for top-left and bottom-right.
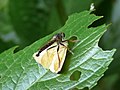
[{"x1": 33, "y1": 32, "x2": 69, "y2": 73}]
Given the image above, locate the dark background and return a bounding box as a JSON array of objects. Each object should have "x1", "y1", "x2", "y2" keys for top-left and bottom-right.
[{"x1": 0, "y1": 0, "x2": 119, "y2": 90}]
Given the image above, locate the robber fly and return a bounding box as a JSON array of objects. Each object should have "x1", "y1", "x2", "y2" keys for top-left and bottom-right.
[{"x1": 33, "y1": 32, "x2": 75, "y2": 73}]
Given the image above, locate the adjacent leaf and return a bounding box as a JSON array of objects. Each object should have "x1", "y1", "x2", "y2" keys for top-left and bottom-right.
[
  {"x1": 64, "y1": 0, "x2": 92, "y2": 14},
  {"x1": 100, "y1": 0, "x2": 120, "y2": 75},
  {"x1": 0, "y1": 10, "x2": 116, "y2": 90},
  {"x1": 0, "y1": 6, "x2": 17, "y2": 53},
  {"x1": 0, "y1": 0, "x2": 8, "y2": 9},
  {"x1": 9, "y1": 0, "x2": 54, "y2": 45}
]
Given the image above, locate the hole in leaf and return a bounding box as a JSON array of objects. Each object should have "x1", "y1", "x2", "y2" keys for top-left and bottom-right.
[
  {"x1": 69, "y1": 35, "x2": 78, "y2": 40},
  {"x1": 82, "y1": 87, "x2": 89, "y2": 90},
  {"x1": 69, "y1": 87, "x2": 89, "y2": 90},
  {"x1": 72, "y1": 88, "x2": 79, "y2": 90},
  {"x1": 60, "y1": 36, "x2": 79, "y2": 73},
  {"x1": 70, "y1": 70, "x2": 81, "y2": 81},
  {"x1": 68, "y1": 36, "x2": 78, "y2": 49}
]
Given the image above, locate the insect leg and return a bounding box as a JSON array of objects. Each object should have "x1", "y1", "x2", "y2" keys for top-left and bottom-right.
[
  {"x1": 47, "y1": 45, "x2": 57, "y2": 50},
  {"x1": 57, "y1": 45, "x2": 61, "y2": 68},
  {"x1": 60, "y1": 42, "x2": 74, "y2": 55},
  {"x1": 68, "y1": 40, "x2": 80, "y2": 42},
  {"x1": 36, "y1": 45, "x2": 57, "y2": 57},
  {"x1": 62, "y1": 40, "x2": 80, "y2": 43}
]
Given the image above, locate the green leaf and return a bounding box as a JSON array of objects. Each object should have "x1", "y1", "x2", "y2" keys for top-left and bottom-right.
[
  {"x1": 0, "y1": 0, "x2": 8, "y2": 9},
  {"x1": 0, "y1": 10, "x2": 116, "y2": 90},
  {"x1": 9, "y1": 0, "x2": 54, "y2": 45},
  {"x1": 100, "y1": 0, "x2": 120, "y2": 75}
]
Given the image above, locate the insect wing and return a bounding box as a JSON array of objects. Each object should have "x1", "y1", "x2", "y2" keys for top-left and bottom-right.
[
  {"x1": 49, "y1": 41, "x2": 68, "y2": 73},
  {"x1": 33, "y1": 41, "x2": 68, "y2": 73},
  {"x1": 33, "y1": 42, "x2": 57, "y2": 69}
]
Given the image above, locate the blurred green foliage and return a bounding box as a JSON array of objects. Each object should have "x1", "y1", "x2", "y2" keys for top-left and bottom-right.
[{"x1": 0, "y1": 0, "x2": 119, "y2": 90}]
